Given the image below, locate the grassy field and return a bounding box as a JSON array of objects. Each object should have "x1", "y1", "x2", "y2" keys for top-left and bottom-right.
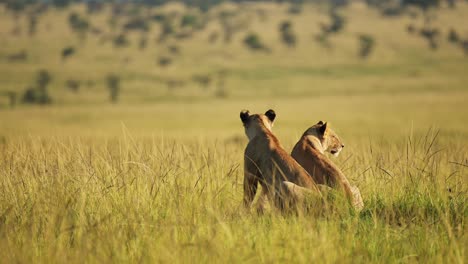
[{"x1": 0, "y1": 2, "x2": 467, "y2": 263}]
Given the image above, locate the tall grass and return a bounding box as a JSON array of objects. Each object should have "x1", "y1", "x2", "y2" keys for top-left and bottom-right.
[{"x1": 0, "y1": 128, "x2": 465, "y2": 263}]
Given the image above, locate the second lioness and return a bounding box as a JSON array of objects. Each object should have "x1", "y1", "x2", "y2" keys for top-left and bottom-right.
[
  {"x1": 291, "y1": 121, "x2": 364, "y2": 211},
  {"x1": 240, "y1": 109, "x2": 321, "y2": 210}
]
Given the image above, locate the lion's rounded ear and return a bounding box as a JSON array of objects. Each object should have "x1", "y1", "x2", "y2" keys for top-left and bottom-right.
[
  {"x1": 240, "y1": 110, "x2": 250, "y2": 123},
  {"x1": 265, "y1": 109, "x2": 276, "y2": 122},
  {"x1": 319, "y1": 122, "x2": 328, "y2": 135},
  {"x1": 317, "y1": 121, "x2": 324, "y2": 125}
]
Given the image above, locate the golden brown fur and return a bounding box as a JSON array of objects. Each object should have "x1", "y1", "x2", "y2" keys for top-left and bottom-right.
[
  {"x1": 291, "y1": 121, "x2": 364, "y2": 211},
  {"x1": 240, "y1": 109, "x2": 321, "y2": 210}
]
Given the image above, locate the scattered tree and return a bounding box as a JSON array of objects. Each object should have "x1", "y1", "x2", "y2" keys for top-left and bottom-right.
[
  {"x1": 461, "y1": 40, "x2": 468, "y2": 55},
  {"x1": 419, "y1": 27, "x2": 439, "y2": 50},
  {"x1": 158, "y1": 20, "x2": 174, "y2": 43},
  {"x1": 106, "y1": 74, "x2": 120, "y2": 103},
  {"x1": 22, "y1": 70, "x2": 53, "y2": 105},
  {"x1": 288, "y1": 4, "x2": 303, "y2": 15},
  {"x1": 192, "y1": 74, "x2": 212, "y2": 89},
  {"x1": 358, "y1": 34, "x2": 375, "y2": 58},
  {"x1": 181, "y1": 14, "x2": 198, "y2": 28},
  {"x1": 321, "y1": 10, "x2": 346, "y2": 35},
  {"x1": 447, "y1": 29, "x2": 459, "y2": 43},
  {"x1": 68, "y1": 12, "x2": 89, "y2": 40},
  {"x1": 243, "y1": 33, "x2": 269, "y2": 52},
  {"x1": 157, "y1": 56, "x2": 172, "y2": 67},
  {"x1": 61, "y1": 46, "x2": 75, "y2": 60},
  {"x1": 28, "y1": 15, "x2": 38, "y2": 36},
  {"x1": 279, "y1": 21, "x2": 296, "y2": 47},
  {"x1": 123, "y1": 17, "x2": 149, "y2": 32},
  {"x1": 113, "y1": 34, "x2": 130, "y2": 48}
]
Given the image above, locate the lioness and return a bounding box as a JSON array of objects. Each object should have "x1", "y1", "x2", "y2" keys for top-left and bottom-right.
[
  {"x1": 291, "y1": 121, "x2": 364, "y2": 211},
  {"x1": 240, "y1": 109, "x2": 321, "y2": 210}
]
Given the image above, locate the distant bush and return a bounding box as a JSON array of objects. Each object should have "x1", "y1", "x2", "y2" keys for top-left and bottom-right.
[
  {"x1": 166, "y1": 79, "x2": 185, "y2": 91},
  {"x1": 406, "y1": 24, "x2": 416, "y2": 34},
  {"x1": 65, "y1": 79, "x2": 80, "y2": 93},
  {"x1": 181, "y1": 14, "x2": 198, "y2": 28},
  {"x1": 0, "y1": 91, "x2": 17, "y2": 109},
  {"x1": 28, "y1": 15, "x2": 38, "y2": 36},
  {"x1": 158, "y1": 20, "x2": 174, "y2": 42},
  {"x1": 447, "y1": 0, "x2": 456, "y2": 9},
  {"x1": 22, "y1": 70, "x2": 53, "y2": 105},
  {"x1": 6, "y1": 50, "x2": 28, "y2": 62},
  {"x1": 330, "y1": 0, "x2": 349, "y2": 8},
  {"x1": 402, "y1": 0, "x2": 440, "y2": 11},
  {"x1": 208, "y1": 32, "x2": 219, "y2": 43},
  {"x1": 168, "y1": 45, "x2": 180, "y2": 55},
  {"x1": 243, "y1": 33, "x2": 269, "y2": 52},
  {"x1": 174, "y1": 31, "x2": 193, "y2": 40},
  {"x1": 37, "y1": 70, "x2": 51, "y2": 90},
  {"x1": 139, "y1": 36, "x2": 147, "y2": 50},
  {"x1": 86, "y1": 0, "x2": 104, "y2": 14},
  {"x1": 113, "y1": 34, "x2": 130, "y2": 48},
  {"x1": 321, "y1": 11, "x2": 346, "y2": 35},
  {"x1": 157, "y1": 56, "x2": 172, "y2": 67},
  {"x1": 123, "y1": 17, "x2": 149, "y2": 32},
  {"x1": 358, "y1": 34, "x2": 375, "y2": 58},
  {"x1": 279, "y1": 21, "x2": 296, "y2": 47},
  {"x1": 192, "y1": 74, "x2": 212, "y2": 89},
  {"x1": 219, "y1": 11, "x2": 244, "y2": 43},
  {"x1": 287, "y1": 4, "x2": 302, "y2": 15},
  {"x1": 106, "y1": 74, "x2": 120, "y2": 103},
  {"x1": 447, "y1": 29, "x2": 459, "y2": 43},
  {"x1": 61, "y1": 46, "x2": 75, "y2": 60},
  {"x1": 68, "y1": 12, "x2": 89, "y2": 39},
  {"x1": 419, "y1": 27, "x2": 439, "y2": 50},
  {"x1": 461, "y1": 40, "x2": 468, "y2": 55},
  {"x1": 53, "y1": 0, "x2": 72, "y2": 8},
  {"x1": 152, "y1": 13, "x2": 167, "y2": 22}
]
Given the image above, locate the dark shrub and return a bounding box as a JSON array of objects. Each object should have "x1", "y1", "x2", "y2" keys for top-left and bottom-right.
[
  {"x1": 62, "y1": 46, "x2": 75, "y2": 60},
  {"x1": 123, "y1": 17, "x2": 149, "y2": 32},
  {"x1": 243, "y1": 33, "x2": 269, "y2": 52},
  {"x1": 358, "y1": 34, "x2": 375, "y2": 58},
  {"x1": 68, "y1": 12, "x2": 89, "y2": 34},
  {"x1": 22, "y1": 70, "x2": 53, "y2": 105},
  {"x1": 279, "y1": 21, "x2": 296, "y2": 47},
  {"x1": 181, "y1": 14, "x2": 198, "y2": 28},
  {"x1": 448, "y1": 29, "x2": 459, "y2": 43},
  {"x1": 7, "y1": 50, "x2": 28, "y2": 62},
  {"x1": 113, "y1": 34, "x2": 130, "y2": 48},
  {"x1": 419, "y1": 27, "x2": 439, "y2": 50},
  {"x1": 106, "y1": 74, "x2": 120, "y2": 103},
  {"x1": 157, "y1": 56, "x2": 172, "y2": 67},
  {"x1": 168, "y1": 45, "x2": 180, "y2": 55},
  {"x1": 288, "y1": 4, "x2": 303, "y2": 15}
]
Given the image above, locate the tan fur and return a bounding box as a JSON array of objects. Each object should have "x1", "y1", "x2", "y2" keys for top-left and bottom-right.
[
  {"x1": 240, "y1": 110, "x2": 321, "y2": 210},
  {"x1": 291, "y1": 122, "x2": 364, "y2": 211}
]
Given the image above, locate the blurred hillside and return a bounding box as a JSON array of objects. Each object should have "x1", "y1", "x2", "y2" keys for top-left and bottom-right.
[{"x1": 0, "y1": 0, "x2": 467, "y2": 106}]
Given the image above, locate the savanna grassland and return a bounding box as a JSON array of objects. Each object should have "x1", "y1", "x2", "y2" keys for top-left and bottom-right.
[{"x1": 0, "y1": 1, "x2": 467, "y2": 263}]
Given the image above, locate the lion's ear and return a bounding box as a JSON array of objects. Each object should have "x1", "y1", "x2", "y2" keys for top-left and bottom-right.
[
  {"x1": 319, "y1": 122, "x2": 328, "y2": 135},
  {"x1": 240, "y1": 110, "x2": 250, "y2": 123},
  {"x1": 317, "y1": 120, "x2": 324, "y2": 125},
  {"x1": 265, "y1": 109, "x2": 276, "y2": 122}
]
